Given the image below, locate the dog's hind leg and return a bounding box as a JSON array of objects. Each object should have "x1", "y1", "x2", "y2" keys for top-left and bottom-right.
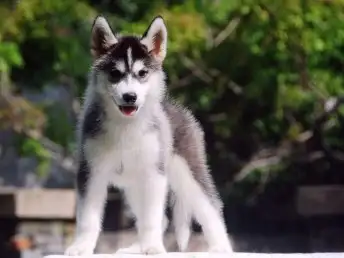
[
  {"x1": 168, "y1": 154, "x2": 233, "y2": 253},
  {"x1": 172, "y1": 196, "x2": 191, "y2": 251}
]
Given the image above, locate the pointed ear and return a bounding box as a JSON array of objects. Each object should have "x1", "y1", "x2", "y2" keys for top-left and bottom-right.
[
  {"x1": 91, "y1": 16, "x2": 118, "y2": 58},
  {"x1": 140, "y1": 16, "x2": 167, "y2": 63}
]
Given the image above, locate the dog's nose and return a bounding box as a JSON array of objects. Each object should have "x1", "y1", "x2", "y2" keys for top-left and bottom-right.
[{"x1": 122, "y1": 92, "x2": 137, "y2": 104}]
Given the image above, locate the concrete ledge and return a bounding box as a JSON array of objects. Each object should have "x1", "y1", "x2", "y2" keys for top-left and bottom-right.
[
  {"x1": 0, "y1": 188, "x2": 76, "y2": 219},
  {"x1": 297, "y1": 186, "x2": 344, "y2": 216},
  {"x1": 44, "y1": 252, "x2": 344, "y2": 258},
  {"x1": 0, "y1": 187, "x2": 123, "y2": 219}
]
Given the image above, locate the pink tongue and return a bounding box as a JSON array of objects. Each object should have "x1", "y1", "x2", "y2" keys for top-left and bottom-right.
[{"x1": 122, "y1": 107, "x2": 136, "y2": 115}]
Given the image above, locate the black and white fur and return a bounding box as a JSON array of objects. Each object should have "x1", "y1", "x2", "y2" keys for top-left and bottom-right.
[{"x1": 65, "y1": 15, "x2": 232, "y2": 255}]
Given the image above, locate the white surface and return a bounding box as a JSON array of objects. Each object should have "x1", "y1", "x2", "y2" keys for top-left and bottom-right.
[{"x1": 44, "y1": 252, "x2": 344, "y2": 258}]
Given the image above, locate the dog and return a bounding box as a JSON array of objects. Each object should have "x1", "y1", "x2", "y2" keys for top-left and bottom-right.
[{"x1": 64, "y1": 15, "x2": 232, "y2": 255}]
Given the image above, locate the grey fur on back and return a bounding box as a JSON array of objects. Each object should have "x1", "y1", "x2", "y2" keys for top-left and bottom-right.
[{"x1": 163, "y1": 98, "x2": 223, "y2": 212}]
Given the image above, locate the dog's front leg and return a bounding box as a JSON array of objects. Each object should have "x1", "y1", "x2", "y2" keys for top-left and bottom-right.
[
  {"x1": 65, "y1": 158, "x2": 110, "y2": 255},
  {"x1": 136, "y1": 172, "x2": 168, "y2": 254},
  {"x1": 117, "y1": 171, "x2": 168, "y2": 254}
]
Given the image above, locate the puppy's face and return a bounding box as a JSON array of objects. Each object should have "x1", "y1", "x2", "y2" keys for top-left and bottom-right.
[{"x1": 91, "y1": 16, "x2": 167, "y2": 117}]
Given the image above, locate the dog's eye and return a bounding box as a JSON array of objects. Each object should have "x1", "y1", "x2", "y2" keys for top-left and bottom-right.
[
  {"x1": 110, "y1": 69, "x2": 123, "y2": 80},
  {"x1": 138, "y1": 69, "x2": 148, "y2": 78}
]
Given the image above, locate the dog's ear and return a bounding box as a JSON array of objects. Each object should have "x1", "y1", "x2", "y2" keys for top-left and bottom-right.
[
  {"x1": 140, "y1": 16, "x2": 167, "y2": 63},
  {"x1": 91, "y1": 16, "x2": 117, "y2": 58}
]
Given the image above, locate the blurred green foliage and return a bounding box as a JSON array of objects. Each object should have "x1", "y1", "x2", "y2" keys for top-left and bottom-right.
[
  {"x1": 15, "y1": 134, "x2": 51, "y2": 178},
  {"x1": 1, "y1": 0, "x2": 344, "y2": 200}
]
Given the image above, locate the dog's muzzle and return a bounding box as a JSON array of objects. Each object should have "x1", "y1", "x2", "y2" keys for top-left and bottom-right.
[{"x1": 118, "y1": 92, "x2": 138, "y2": 116}]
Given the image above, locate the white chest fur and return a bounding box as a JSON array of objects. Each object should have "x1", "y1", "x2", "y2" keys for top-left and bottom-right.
[{"x1": 83, "y1": 119, "x2": 161, "y2": 188}]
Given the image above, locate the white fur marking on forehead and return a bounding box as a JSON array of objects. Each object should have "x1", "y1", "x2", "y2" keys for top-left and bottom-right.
[
  {"x1": 116, "y1": 61, "x2": 126, "y2": 73},
  {"x1": 132, "y1": 60, "x2": 145, "y2": 74},
  {"x1": 127, "y1": 47, "x2": 133, "y2": 68}
]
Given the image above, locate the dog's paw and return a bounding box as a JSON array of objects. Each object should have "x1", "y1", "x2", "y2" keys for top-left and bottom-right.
[
  {"x1": 208, "y1": 243, "x2": 233, "y2": 253},
  {"x1": 64, "y1": 238, "x2": 96, "y2": 256},
  {"x1": 115, "y1": 242, "x2": 166, "y2": 255},
  {"x1": 115, "y1": 243, "x2": 141, "y2": 254},
  {"x1": 141, "y1": 244, "x2": 166, "y2": 255}
]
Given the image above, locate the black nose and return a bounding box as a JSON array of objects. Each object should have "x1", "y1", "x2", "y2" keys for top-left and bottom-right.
[{"x1": 122, "y1": 92, "x2": 137, "y2": 104}]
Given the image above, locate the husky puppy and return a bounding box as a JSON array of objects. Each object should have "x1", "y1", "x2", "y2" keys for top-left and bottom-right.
[{"x1": 64, "y1": 15, "x2": 232, "y2": 255}]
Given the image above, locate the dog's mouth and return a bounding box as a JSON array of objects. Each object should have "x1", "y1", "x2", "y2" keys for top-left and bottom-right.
[{"x1": 118, "y1": 105, "x2": 138, "y2": 116}]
